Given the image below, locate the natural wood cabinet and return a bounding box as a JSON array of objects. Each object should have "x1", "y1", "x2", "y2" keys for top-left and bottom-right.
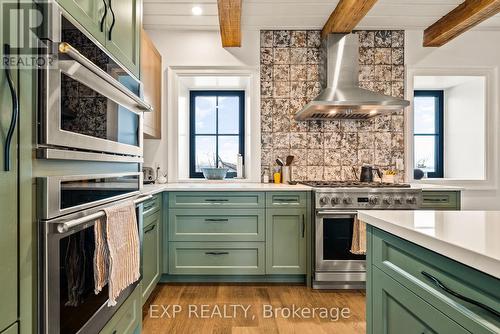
[{"x1": 141, "y1": 29, "x2": 162, "y2": 139}]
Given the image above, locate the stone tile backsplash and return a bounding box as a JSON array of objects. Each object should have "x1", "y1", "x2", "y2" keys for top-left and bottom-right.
[{"x1": 260, "y1": 30, "x2": 406, "y2": 181}]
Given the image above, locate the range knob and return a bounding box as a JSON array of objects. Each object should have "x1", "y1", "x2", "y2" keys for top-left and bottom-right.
[
  {"x1": 406, "y1": 196, "x2": 417, "y2": 205},
  {"x1": 331, "y1": 197, "x2": 341, "y2": 205},
  {"x1": 319, "y1": 196, "x2": 330, "y2": 206},
  {"x1": 369, "y1": 196, "x2": 379, "y2": 205},
  {"x1": 383, "y1": 196, "x2": 393, "y2": 205},
  {"x1": 394, "y1": 197, "x2": 403, "y2": 205},
  {"x1": 343, "y1": 197, "x2": 353, "y2": 205}
]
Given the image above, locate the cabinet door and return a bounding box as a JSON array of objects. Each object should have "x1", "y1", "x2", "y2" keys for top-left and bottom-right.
[
  {"x1": 57, "y1": 0, "x2": 106, "y2": 44},
  {"x1": 0, "y1": 28, "x2": 18, "y2": 332},
  {"x1": 371, "y1": 267, "x2": 470, "y2": 334},
  {"x1": 141, "y1": 28, "x2": 162, "y2": 139},
  {"x1": 105, "y1": 0, "x2": 140, "y2": 77},
  {"x1": 142, "y1": 211, "x2": 161, "y2": 304},
  {"x1": 266, "y1": 208, "x2": 306, "y2": 274}
]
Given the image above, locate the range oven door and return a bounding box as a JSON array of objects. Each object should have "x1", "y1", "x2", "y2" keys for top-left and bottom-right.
[
  {"x1": 40, "y1": 195, "x2": 149, "y2": 334},
  {"x1": 39, "y1": 9, "x2": 151, "y2": 160},
  {"x1": 315, "y1": 211, "x2": 366, "y2": 272}
]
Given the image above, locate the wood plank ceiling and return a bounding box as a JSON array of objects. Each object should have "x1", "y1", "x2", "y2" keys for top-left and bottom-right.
[{"x1": 143, "y1": 0, "x2": 500, "y2": 31}]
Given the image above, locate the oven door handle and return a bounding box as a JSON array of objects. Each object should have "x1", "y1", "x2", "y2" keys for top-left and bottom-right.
[
  {"x1": 58, "y1": 42, "x2": 153, "y2": 113},
  {"x1": 316, "y1": 211, "x2": 358, "y2": 216},
  {"x1": 56, "y1": 194, "x2": 153, "y2": 233}
]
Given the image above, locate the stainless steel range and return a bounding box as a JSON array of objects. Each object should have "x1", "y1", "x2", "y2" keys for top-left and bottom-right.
[{"x1": 300, "y1": 181, "x2": 422, "y2": 289}]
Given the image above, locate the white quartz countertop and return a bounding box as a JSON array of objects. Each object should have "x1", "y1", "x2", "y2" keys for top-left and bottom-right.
[
  {"x1": 141, "y1": 182, "x2": 312, "y2": 194},
  {"x1": 140, "y1": 182, "x2": 462, "y2": 194},
  {"x1": 358, "y1": 210, "x2": 500, "y2": 279}
]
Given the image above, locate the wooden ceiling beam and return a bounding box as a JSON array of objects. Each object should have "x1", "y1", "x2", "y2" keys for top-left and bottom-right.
[
  {"x1": 424, "y1": 0, "x2": 500, "y2": 47},
  {"x1": 321, "y1": 0, "x2": 378, "y2": 38},
  {"x1": 217, "y1": 0, "x2": 242, "y2": 47}
]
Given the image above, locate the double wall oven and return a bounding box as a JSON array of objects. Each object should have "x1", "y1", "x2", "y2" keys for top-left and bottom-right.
[
  {"x1": 36, "y1": 3, "x2": 152, "y2": 333},
  {"x1": 37, "y1": 3, "x2": 152, "y2": 162}
]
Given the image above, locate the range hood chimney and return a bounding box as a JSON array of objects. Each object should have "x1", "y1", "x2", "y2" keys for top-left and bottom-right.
[{"x1": 294, "y1": 33, "x2": 410, "y2": 120}]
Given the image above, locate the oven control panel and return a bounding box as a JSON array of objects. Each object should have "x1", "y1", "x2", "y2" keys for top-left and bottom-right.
[{"x1": 315, "y1": 189, "x2": 422, "y2": 210}]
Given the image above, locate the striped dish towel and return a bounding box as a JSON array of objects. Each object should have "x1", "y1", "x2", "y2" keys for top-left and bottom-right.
[
  {"x1": 94, "y1": 201, "x2": 140, "y2": 306},
  {"x1": 350, "y1": 218, "x2": 367, "y2": 255}
]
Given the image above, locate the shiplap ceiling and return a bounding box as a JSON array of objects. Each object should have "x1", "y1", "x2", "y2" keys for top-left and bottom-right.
[{"x1": 143, "y1": 0, "x2": 500, "y2": 31}]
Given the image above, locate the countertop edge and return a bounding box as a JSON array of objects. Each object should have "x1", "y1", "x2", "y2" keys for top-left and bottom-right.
[{"x1": 358, "y1": 211, "x2": 500, "y2": 279}]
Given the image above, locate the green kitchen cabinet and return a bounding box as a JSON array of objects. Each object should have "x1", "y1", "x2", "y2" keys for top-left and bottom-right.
[
  {"x1": 103, "y1": 0, "x2": 141, "y2": 77},
  {"x1": 421, "y1": 191, "x2": 461, "y2": 210},
  {"x1": 371, "y1": 267, "x2": 470, "y2": 334},
  {"x1": 100, "y1": 286, "x2": 141, "y2": 334},
  {"x1": 0, "y1": 15, "x2": 19, "y2": 333},
  {"x1": 57, "y1": 0, "x2": 141, "y2": 77},
  {"x1": 367, "y1": 226, "x2": 500, "y2": 334},
  {"x1": 142, "y1": 210, "x2": 162, "y2": 305},
  {"x1": 1, "y1": 323, "x2": 18, "y2": 334},
  {"x1": 266, "y1": 208, "x2": 306, "y2": 274},
  {"x1": 56, "y1": 0, "x2": 107, "y2": 44}
]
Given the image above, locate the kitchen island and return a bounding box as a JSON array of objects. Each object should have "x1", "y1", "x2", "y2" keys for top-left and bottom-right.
[{"x1": 359, "y1": 210, "x2": 500, "y2": 334}]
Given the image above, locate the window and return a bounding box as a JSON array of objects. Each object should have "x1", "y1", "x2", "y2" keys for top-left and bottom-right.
[
  {"x1": 189, "y1": 91, "x2": 245, "y2": 178},
  {"x1": 413, "y1": 90, "x2": 444, "y2": 178}
]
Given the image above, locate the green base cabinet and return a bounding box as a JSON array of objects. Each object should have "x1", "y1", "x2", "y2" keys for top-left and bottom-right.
[
  {"x1": 266, "y1": 208, "x2": 306, "y2": 274},
  {"x1": 142, "y1": 210, "x2": 162, "y2": 305},
  {"x1": 372, "y1": 267, "x2": 469, "y2": 333},
  {"x1": 421, "y1": 191, "x2": 461, "y2": 210},
  {"x1": 367, "y1": 226, "x2": 500, "y2": 334},
  {"x1": 99, "y1": 286, "x2": 141, "y2": 334}
]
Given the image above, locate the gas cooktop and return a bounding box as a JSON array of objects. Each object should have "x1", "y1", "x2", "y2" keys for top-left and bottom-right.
[{"x1": 300, "y1": 181, "x2": 411, "y2": 188}]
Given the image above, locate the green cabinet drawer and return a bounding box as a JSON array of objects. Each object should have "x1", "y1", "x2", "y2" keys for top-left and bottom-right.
[
  {"x1": 169, "y1": 192, "x2": 265, "y2": 209},
  {"x1": 266, "y1": 192, "x2": 307, "y2": 208},
  {"x1": 421, "y1": 191, "x2": 461, "y2": 210},
  {"x1": 169, "y1": 242, "x2": 265, "y2": 275},
  {"x1": 371, "y1": 228, "x2": 500, "y2": 333},
  {"x1": 100, "y1": 286, "x2": 141, "y2": 334},
  {"x1": 266, "y1": 208, "x2": 306, "y2": 274},
  {"x1": 142, "y1": 211, "x2": 161, "y2": 305},
  {"x1": 168, "y1": 209, "x2": 265, "y2": 242},
  {"x1": 371, "y1": 266, "x2": 470, "y2": 334},
  {"x1": 143, "y1": 194, "x2": 161, "y2": 218}
]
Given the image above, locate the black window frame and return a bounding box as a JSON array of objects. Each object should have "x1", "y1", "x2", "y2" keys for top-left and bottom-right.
[
  {"x1": 414, "y1": 90, "x2": 444, "y2": 178},
  {"x1": 189, "y1": 90, "x2": 245, "y2": 179}
]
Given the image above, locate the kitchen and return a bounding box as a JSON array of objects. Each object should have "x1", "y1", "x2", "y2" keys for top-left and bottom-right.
[{"x1": 0, "y1": 0, "x2": 499, "y2": 333}]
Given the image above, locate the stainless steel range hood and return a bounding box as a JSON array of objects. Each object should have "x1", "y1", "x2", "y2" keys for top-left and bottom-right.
[{"x1": 294, "y1": 33, "x2": 410, "y2": 120}]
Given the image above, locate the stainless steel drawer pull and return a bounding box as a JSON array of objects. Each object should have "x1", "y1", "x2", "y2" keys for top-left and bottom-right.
[
  {"x1": 205, "y1": 199, "x2": 229, "y2": 202},
  {"x1": 144, "y1": 224, "x2": 156, "y2": 234},
  {"x1": 421, "y1": 271, "x2": 500, "y2": 318},
  {"x1": 205, "y1": 218, "x2": 229, "y2": 222},
  {"x1": 205, "y1": 251, "x2": 229, "y2": 256}
]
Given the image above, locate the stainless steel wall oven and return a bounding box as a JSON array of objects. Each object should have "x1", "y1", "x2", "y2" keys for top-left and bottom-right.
[
  {"x1": 37, "y1": 4, "x2": 152, "y2": 162},
  {"x1": 38, "y1": 173, "x2": 151, "y2": 334}
]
